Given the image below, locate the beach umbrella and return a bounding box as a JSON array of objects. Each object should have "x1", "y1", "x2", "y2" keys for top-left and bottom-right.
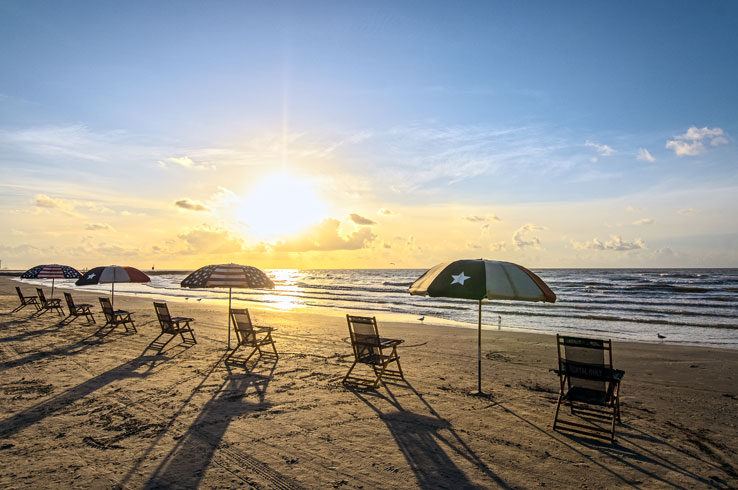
[
  {"x1": 20, "y1": 264, "x2": 82, "y2": 299},
  {"x1": 75, "y1": 265, "x2": 151, "y2": 308},
  {"x1": 410, "y1": 259, "x2": 556, "y2": 396},
  {"x1": 180, "y1": 263, "x2": 274, "y2": 349}
]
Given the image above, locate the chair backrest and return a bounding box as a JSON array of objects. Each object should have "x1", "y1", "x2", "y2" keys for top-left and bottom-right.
[
  {"x1": 64, "y1": 292, "x2": 75, "y2": 311},
  {"x1": 556, "y1": 334, "x2": 613, "y2": 394},
  {"x1": 99, "y1": 297, "x2": 114, "y2": 322},
  {"x1": 16, "y1": 287, "x2": 26, "y2": 301},
  {"x1": 153, "y1": 302, "x2": 174, "y2": 332},
  {"x1": 36, "y1": 288, "x2": 48, "y2": 305},
  {"x1": 230, "y1": 308, "x2": 256, "y2": 344},
  {"x1": 346, "y1": 315, "x2": 382, "y2": 362}
]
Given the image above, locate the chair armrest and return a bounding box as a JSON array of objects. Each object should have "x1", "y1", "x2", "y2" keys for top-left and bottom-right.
[
  {"x1": 549, "y1": 368, "x2": 564, "y2": 375},
  {"x1": 172, "y1": 317, "x2": 195, "y2": 322},
  {"x1": 612, "y1": 369, "x2": 625, "y2": 382},
  {"x1": 114, "y1": 309, "x2": 131, "y2": 315},
  {"x1": 254, "y1": 326, "x2": 275, "y2": 332},
  {"x1": 379, "y1": 338, "x2": 403, "y2": 347}
]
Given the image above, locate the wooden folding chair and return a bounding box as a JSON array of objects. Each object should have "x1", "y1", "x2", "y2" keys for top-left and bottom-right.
[
  {"x1": 96, "y1": 297, "x2": 137, "y2": 336},
  {"x1": 225, "y1": 308, "x2": 278, "y2": 369},
  {"x1": 63, "y1": 292, "x2": 95, "y2": 324},
  {"x1": 343, "y1": 315, "x2": 405, "y2": 389},
  {"x1": 552, "y1": 334, "x2": 624, "y2": 442},
  {"x1": 147, "y1": 302, "x2": 197, "y2": 352},
  {"x1": 36, "y1": 288, "x2": 64, "y2": 316},
  {"x1": 12, "y1": 287, "x2": 40, "y2": 313}
]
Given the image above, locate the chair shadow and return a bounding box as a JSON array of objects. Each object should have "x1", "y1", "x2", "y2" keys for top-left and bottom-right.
[
  {"x1": 350, "y1": 380, "x2": 511, "y2": 490},
  {"x1": 142, "y1": 358, "x2": 280, "y2": 489},
  {"x1": 492, "y1": 401, "x2": 728, "y2": 489},
  {"x1": 0, "y1": 353, "x2": 168, "y2": 440},
  {"x1": 0, "y1": 331, "x2": 107, "y2": 372}
]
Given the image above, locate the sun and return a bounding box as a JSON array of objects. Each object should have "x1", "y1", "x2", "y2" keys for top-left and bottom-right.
[{"x1": 239, "y1": 173, "x2": 326, "y2": 239}]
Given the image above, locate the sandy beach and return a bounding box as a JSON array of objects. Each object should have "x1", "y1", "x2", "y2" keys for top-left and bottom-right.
[{"x1": 1, "y1": 276, "x2": 737, "y2": 489}]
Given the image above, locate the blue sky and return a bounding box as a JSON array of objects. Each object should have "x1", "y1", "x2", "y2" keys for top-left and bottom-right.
[{"x1": 1, "y1": 1, "x2": 737, "y2": 268}]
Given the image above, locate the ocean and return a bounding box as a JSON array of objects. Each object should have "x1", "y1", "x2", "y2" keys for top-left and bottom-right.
[{"x1": 15, "y1": 268, "x2": 738, "y2": 349}]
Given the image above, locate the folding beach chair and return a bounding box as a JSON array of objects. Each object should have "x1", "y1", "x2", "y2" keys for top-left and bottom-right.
[
  {"x1": 63, "y1": 292, "x2": 95, "y2": 324},
  {"x1": 552, "y1": 334, "x2": 624, "y2": 442},
  {"x1": 147, "y1": 302, "x2": 197, "y2": 352},
  {"x1": 36, "y1": 288, "x2": 64, "y2": 316},
  {"x1": 343, "y1": 315, "x2": 405, "y2": 389},
  {"x1": 96, "y1": 297, "x2": 137, "y2": 336},
  {"x1": 12, "y1": 287, "x2": 40, "y2": 313},
  {"x1": 225, "y1": 308, "x2": 278, "y2": 369}
]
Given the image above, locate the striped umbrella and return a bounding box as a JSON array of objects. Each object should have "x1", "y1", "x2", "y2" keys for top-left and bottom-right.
[
  {"x1": 180, "y1": 263, "x2": 274, "y2": 348},
  {"x1": 20, "y1": 264, "x2": 82, "y2": 299},
  {"x1": 75, "y1": 265, "x2": 151, "y2": 308},
  {"x1": 410, "y1": 259, "x2": 556, "y2": 396}
]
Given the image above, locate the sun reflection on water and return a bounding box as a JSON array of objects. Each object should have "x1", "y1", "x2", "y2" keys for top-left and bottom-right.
[{"x1": 262, "y1": 269, "x2": 303, "y2": 311}]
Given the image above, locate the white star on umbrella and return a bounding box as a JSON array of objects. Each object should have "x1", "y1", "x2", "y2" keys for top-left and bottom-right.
[
  {"x1": 87, "y1": 273, "x2": 96, "y2": 279},
  {"x1": 451, "y1": 272, "x2": 470, "y2": 285}
]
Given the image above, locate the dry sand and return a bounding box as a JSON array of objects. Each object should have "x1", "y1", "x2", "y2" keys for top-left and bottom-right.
[{"x1": 1, "y1": 276, "x2": 737, "y2": 489}]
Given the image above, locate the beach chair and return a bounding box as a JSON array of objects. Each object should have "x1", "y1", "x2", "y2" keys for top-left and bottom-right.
[
  {"x1": 36, "y1": 288, "x2": 64, "y2": 316},
  {"x1": 12, "y1": 287, "x2": 40, "y2": 313},
  {"x1": 147, "y1": 302, "x2": 197, "y2": 352},
  {"x1": 96, "y1": 297, "x2": 137, "y2": 336},
  {"x1": 343, "y1": 315, "x2": 405, "y2": 388},
  {"x1": 63, "y1": 292, "x2": 95, "y2": 324},
  {"x1": 552, "y1": 334, "x2": 624, "y2": 442},
  {"x1": 225, "y1": 308, "x2": 278, "y2": 369}
]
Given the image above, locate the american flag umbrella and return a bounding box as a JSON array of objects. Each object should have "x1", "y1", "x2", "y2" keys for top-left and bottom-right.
[
  {"x1": 410, "y1": 259, "x2": 556, "y2": 396},
  {"x1": 20, "y1": 264, "x2": 82, "y2": 299},
  {"x1": 75, "y1": 265, "x2": 151, "y2": 309},
  {"x1": 180, "y1": 263, "x2": 274, "y2": 349}
]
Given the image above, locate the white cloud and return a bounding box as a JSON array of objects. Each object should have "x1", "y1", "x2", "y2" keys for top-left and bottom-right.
[
  {"x1": 666, "y1": 126, "x2": 728, "y2": 156},
  {"x1": 158, "y1": 156, "x2": 214, "y2": 170},
  {"x1": 585, "y1": 140, "x2": 615, "y2": 157},
  {"x1": 84, "y1": 223, "x2": 115, "y2": 231},
  {"x1": 632, "y1": 218, "x2": 654, "y2": 225},
  {"x1": 677, "y1": 208, "x2": 698, "y2": 216},
  {"x1": 513, "y1": 224, "x2": 546, "y2": 249},
  {"x1": 273, "y1": 218, "x2": 376, "y2": 252},
  {"x1": 572, "y1": 235, "x2": 646, "y2": 251},
  {"x1": 637, "y1": 148, "x2": 655, "y2": 162},
  {"x1": 378, "y1": 208, "x2": 394, "y2": 216},
  {"x1": 489, "y1": 241, "x2": 507, "y2": 252}
]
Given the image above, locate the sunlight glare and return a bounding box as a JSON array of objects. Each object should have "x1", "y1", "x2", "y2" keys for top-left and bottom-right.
[{"x1": 240, "y1": 174, "x2": 325, "y2": 239}]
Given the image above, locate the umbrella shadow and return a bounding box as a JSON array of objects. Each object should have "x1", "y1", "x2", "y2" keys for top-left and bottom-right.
[
  {"x1": 490, "y1": 400, "x2": 728, "y2": 489},
  {"x1": 143, "y1": 361, "x2": 277, "y2": 489},
  {"x1": 0, "y1": 354, "x2": 165, "y2": 440},
  {"x1": 351, "y1": 381, "x2": 511, "y2": 489}
]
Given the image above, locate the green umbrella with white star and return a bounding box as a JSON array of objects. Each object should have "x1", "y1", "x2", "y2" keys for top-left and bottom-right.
[{"x1": 410, "y1": 259, "x2": 556, "y2": 396}]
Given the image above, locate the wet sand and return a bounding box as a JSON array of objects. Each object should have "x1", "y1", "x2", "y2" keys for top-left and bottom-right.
[{"x1": 1, "y1": 276, "x2": 737, "y2": 489}]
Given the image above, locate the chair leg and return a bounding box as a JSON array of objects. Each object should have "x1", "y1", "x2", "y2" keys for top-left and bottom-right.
[
  {"x1": 342, "y1": 360, "x2": 359, "y2": 384},
  {"x1": 553, "y1": 394, "x2": 563, "y2": 430}
]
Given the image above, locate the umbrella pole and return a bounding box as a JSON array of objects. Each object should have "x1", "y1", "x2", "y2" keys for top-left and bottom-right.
[
  {"x1": 471, "y1": 299, "x2": 488, "y2": 397},
  {"x1": 227, "y1": 288, "x2": 232, "y2": 350},
  {"x1": 111, "y1": 281, "x2": 115, "y2": 310},
  {"x1": 51, "y1": 278, "x2": 55, "y2": 299}
]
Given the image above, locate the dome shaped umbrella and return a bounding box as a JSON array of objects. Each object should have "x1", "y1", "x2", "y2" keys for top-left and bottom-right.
[
  {"x1": 75, "y1": 265, "x2": 151, "y2": 309},
  {"x1": 20, "y1": 264, "x2": 82, "y2": 299},
  {"x1": 180, "y1": 263, "x2": 275, "y2": 349},
  {"x1": 409, "y1": 259, "x2": 556, "y2": 397}
]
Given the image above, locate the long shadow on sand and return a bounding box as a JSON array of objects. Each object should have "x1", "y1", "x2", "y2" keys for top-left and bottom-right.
[
  {"x1": 142, "y1": 359, "x2": 302, "y2": 489},
  {"x1": 352, "y1": 381, "x2": 511, "y2": 489},
  {"x1": 0, "y1": 350, "x2": 183, "y2": 440},
  {"x1": 491, "y1": 401, "x2": 733, "y2": 489}
]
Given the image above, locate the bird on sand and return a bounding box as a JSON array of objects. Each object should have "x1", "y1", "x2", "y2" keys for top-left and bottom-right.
[
  {"x1": 418, "y1": 316, "x2": 425, "y2": 323},
  {"x1": 197, "y1": 298, "x2": 202, "y2": 301},
  {"x1": 657, "y1": 333, "x2": 666, "y2": 340}
]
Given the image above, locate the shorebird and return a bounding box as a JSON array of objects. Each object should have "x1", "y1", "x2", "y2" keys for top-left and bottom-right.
[
  {"x1": 657, "y1": 333, "x2": 666, "y2": 340},
  {"x1": 418, "y1": 316, "x2": 425, "y2": 323},
  {"x1": 196, "y1": 298, "x2": 202, "y2": 302}
]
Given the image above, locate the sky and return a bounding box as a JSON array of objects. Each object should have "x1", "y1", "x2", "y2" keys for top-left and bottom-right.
[{"x1": 1, "y1": 1, "x2": 737, "y2": 270}]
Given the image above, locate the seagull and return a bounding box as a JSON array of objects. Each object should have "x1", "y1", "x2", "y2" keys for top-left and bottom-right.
[
  {"x1": 197, "y1": 298, "x2": 202, "y2": 302},
  {"x1": 185, "y1": 297, "x2": 189, "y2": 301},
  {"x1": 418, "y1": 316, "x2": 425, "y2": 323},
  {"x1": 657, "y1": 333, "x2": 666, "y2": 340}
]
